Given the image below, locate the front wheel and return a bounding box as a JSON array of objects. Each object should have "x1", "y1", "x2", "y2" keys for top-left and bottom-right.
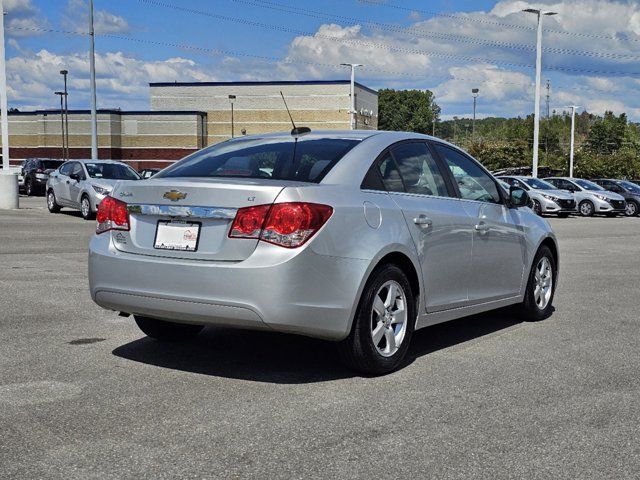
[
  {"x1": 625, "y1": 201, "x2": 638, "y2": 217},
  {"x1": 579, "y1": 200, "x2": 595, "y2": 217},
  {"x1": 134, "y1": 316, "x2": 204, "y2": 342},
  {"x1": 47, "y1": 190, "x2": 61, "y2": 213},
  {"x1": 338, "y1": 264, "x2": 416, "y2": 375},
  {"x1": 515, "y1": 246, "x2": 556, "y2": 321},
  {"x1": 81, "y1": 195, "x2": 95, "y2": 220}
]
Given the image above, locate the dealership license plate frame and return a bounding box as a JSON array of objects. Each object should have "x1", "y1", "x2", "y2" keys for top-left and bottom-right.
[{"x1": 153, "y1": 220, "x2": 202, "y2": 252}]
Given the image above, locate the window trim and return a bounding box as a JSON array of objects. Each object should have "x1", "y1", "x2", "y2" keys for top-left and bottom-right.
[
  {"x1": 429, "y1": 141, "x2": 507, "y2": 206},
  {"x1": 360, "y1": 139, "x2": 457, "y2": 199}
]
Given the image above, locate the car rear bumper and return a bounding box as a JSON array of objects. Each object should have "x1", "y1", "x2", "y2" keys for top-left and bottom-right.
[{"x1": 89, "y1": 234, "x2": 369, "y2": 340}]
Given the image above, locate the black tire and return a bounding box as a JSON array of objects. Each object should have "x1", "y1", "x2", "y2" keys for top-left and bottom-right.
[
  {"x1": 47, "y1": 189, "x2": 61, "y2": 213},
  {"x1": 134, "y1": 315, "x2": 204, "y2": 342},
  {"x1": 532, "y1": 199, "x2": 542, "y2": 216},
  {"x1": 557, "y1": 212, "x2": 570, "y2": 218},
  {"x1": 578, "y1": 200, "x2": 594, "y2": 217},
  {"x1": 25, "y1": 178, "x2": 34, "y2": 197},
  {"x1": 625, "y1": 201, "x2": 639, "y2": 217},
  {"x1": 338, "y1": 264, "x2": 416, "y2": 375},
  {"x1": 515, "y1": 245, "x2": 557, "y2": 322},
  {"x1": 81, "y1": 194, "x2": 95, "y2": 220}
]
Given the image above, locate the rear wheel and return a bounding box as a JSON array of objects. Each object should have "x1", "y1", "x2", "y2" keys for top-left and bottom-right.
[
  {"x1": 134, "y1": 315, "x2": 204, "y2": 342},
  {"x1": 47, "y1": 189, "x2": 61, "y2": 213},
  {"x1": 25, "y1": 178, "x2": 34, "y2": 197},
  {"x1": 338, "y1": 264, "x2": 415, "y2": 375},
  {"x1": 516, "y1": 245, "x2": 556, "y2": 321},
  {"x1": 625, "y1": 201, "x2": 638, "y2": 217},
  {"x1": 579, "y1": 200, "x2": 594, "y2": 217},
  {"x1": 81, "y1": 194, "x2": 94, "y2": 220}
]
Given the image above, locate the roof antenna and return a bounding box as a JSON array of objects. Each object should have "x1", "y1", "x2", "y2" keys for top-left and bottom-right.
[{"x1": 280, "y1": 91, "x2": 310, "y2": 136}]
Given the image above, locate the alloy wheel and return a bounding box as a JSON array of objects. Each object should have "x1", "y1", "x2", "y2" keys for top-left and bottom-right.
[
  {"x1": 625, "y1": 202, "x2": 637, "y2": 217},
  {"x1": 82, "y1": 197, "x2": 91, "y2": 218},
  {"x1": 370, "y1": 280, "x2": 408, "y2": 357},
  {"x1": 533, "y1": 257, "x2": 553, "y2": 310},
  {"x1": 47, "y1": 192, "x2": 55, "y2": 210},
  {"x1": 580, "y1": 201, "x2": 593, "y2": 216}
]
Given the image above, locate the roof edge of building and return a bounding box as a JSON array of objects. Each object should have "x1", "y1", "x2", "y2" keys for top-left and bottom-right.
[{"x1": 7, "y1": 110, "x2": 207, "y2": 116}]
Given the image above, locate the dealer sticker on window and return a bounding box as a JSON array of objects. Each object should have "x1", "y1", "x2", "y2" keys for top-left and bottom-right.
[{"x1": 154, "y1": 220, "x2": 201, "y2": 251}]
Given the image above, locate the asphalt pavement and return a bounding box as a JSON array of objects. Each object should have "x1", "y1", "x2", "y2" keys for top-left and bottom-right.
[{"x1": 1, "y1": 196, "x2": 639, "y2": 479}]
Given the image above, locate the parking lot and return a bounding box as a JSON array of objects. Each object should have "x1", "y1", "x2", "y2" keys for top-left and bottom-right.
[{"x1": 1, "y1": 196, "x2": 639, "y2": 479}]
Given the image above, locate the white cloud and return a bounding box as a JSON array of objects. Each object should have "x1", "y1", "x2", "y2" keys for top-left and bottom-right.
[
  {"x1": 62, "y1": 0, "x2": 131, "y2": 34},
  {"x1": 3, "y1": 0, "x2": 48, "y2": 37}
]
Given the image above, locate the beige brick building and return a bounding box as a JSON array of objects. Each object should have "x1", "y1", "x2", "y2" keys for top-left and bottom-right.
[{"x1": 3, "y1": 80, "x2": 378, "y2": 169}]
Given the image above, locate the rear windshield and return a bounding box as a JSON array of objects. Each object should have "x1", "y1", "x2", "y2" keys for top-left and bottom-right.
[
  {"x1": 156, "y1": 137, "x2": 361, "y2": 183},
  {"x1": 86, "y1": 163, "x2": 140, "y2": 180}
]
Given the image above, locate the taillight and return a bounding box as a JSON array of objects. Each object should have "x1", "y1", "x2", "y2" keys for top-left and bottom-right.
[
  {"x1": 229, "y1": 202, "x2": 333, "y2": 248},
  {"x1": 96, "y1": 196, "x2": 130, "y2": 234}
]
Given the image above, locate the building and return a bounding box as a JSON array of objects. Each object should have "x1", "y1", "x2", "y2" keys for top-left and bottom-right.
[{"x1": 2, "y1": 80, "x2": 378, "y2": 169}]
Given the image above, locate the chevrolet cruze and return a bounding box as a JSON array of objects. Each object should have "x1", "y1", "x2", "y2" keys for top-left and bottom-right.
[{"x1": 89, "y1": 131, "x2": 558, "y2": 374}]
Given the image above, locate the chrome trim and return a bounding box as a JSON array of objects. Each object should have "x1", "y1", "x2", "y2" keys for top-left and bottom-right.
[{"x1": 126, "y1": 204, "x2": 237, "y2": 220}]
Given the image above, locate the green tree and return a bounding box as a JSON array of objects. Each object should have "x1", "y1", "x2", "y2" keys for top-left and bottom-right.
[{"x1": 378, "y1": 89, "x2": 440, "y2": 134}]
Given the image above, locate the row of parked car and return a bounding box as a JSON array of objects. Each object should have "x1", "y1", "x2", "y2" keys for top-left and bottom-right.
[{"x1": 497, "y1": 175, "x2": 640, "y2": 217}]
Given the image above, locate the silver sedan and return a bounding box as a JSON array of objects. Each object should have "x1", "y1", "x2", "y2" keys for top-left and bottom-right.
[
  {"x1": 46, "y1": 160, "x2": 141, "y2": 219},
  {"x1": 89, "y1": 131, "x2": 558, "y2": 374}
]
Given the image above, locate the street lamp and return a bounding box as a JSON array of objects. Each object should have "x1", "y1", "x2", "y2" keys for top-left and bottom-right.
[
  {"x1": 228, "y1": 94, "x2": 236, "y2": 138},
  {"x1": 523, "y1": 8, "x2": 557, "y2": 177},
  {"x1": 563, "y1": 105, "x2": 581, "y2": 177},
  {"x1": 472, "y1": 88, "x2": 479, "y2": 140},
  {"x1": 60, "y1": 70, "x2": 69, "y2": 161},
  {"x1": 340, "y1": 63, "x2": 364, "y2": 130},
  {"x1": 54, "y1": 91, "x2": 67, "y2": 160}
]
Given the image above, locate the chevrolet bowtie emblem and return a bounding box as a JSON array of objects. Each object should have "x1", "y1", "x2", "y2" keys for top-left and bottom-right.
[{"x1": 163, "y1": 190, "x2": 187, "y2": 202}]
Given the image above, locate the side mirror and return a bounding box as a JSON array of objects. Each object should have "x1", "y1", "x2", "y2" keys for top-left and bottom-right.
[
  {"x1": 509, "y1": 186, "x2": 530, "y2": 208},
  {"x1": 69, "y1": 173, "x2": 80, "y2": 182}
]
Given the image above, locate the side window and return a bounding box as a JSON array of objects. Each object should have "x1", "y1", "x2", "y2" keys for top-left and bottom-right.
[
  {"x1": 609, "y1": 183, "x2": 624, "y2": 193},
  {"x1": 59, "y1": 162, "x2": 72, "y2": 176},
  {"x1": 434, "y1": 144, "x2": 501, "y2": 203},
  {"x1": 377, "y1": 152, "x2": 405, "y2": 193},
  {"x1": 71, "y1": 162, "x2": 86, "y2": 180},
  {"x1": 390, "y1": 142, "x2": 448, "y2": 197},
  {"x1": 361, "y1": 164, "x2": 385, "y2": 191}
]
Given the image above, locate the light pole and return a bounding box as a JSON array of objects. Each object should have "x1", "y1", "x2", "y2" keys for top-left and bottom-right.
[
  {"x1": 472, "y1": 88, "x2": 479, "y2": 140},
  {"x1": 340, "y1": 63, "x2": 363, "y2": 130},
  {"x1": 0, "y1": 0, "x2": 9, "y2": 172},
  {"x1": 564, "y1": 105, "x2": 580, "y2": 177},
  {"x1": 60, "y1": 70, "x2": 69, "y2": 160},
  {"x1": 523, "y1": 8, "x2": 557, "y2": 177},
  {"x1": 228, "y1": 95, "x2": 236, "y2": 138},
  {"x1": 89, "y1": 0, "x2": 98, "y2": 160},
  {"x1": 55, "y1": 91, "x2": 67, "y2": 160}
]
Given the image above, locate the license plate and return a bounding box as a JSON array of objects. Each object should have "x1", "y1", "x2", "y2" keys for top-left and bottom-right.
[{"x1": 154, "y1": 220, "x2": 201, "y2": 251}]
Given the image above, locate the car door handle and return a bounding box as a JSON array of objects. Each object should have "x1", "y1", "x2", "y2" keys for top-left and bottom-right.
[
  {"x1": 413, "y1": 215, "x2": 433, "y2": 227},
  {"x1": 474, "y1": 222, "x2": 491, "y2": 233}
]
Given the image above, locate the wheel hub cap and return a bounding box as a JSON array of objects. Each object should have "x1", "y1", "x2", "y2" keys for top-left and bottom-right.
[
  {"x1": 533, "y1": 257, "x2": 553, "y2": 310},
  {"x1": 371, "y1": 280, "x2": 408, "y2": 357}
]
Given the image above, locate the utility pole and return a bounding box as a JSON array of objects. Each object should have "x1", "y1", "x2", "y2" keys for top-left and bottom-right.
[
  {"x1": 0, "y1": 0, "x2": 8, "y2": 172},
  {"x1": 565, "y1": 105, "x2": 580, "y2": 177},
  {"x1": 545, "y1": 79, "x2": 550, "y2": 118},
  {"x1": 60, "y1": 70, "x2": 69, "y2": 160},
  {"x1": 523, "y1": 8, "x2": 557, "y2": 178},
  {"x1": 472, "y1": 88, "x2": 479, "y2": 140},
  {"x1": 228, "y1": 95, "x2": 236, "y2": 138},
  {"x1": 340, "y1": 63, "x2": 363, "y2": 130},
  {"x1": 55, "y1": 92, "x2": 67, "y2": 160},
  {"x1": 89, "y1": 0, "x2": 98, "y2": 159}
]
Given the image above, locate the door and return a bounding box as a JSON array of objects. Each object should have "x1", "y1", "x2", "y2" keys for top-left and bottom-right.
[
  {"x1": 52, "y1": 162, "x2": 73, "y2": 206},
  {"x1": 373, "y1": 142, "x2": 473, "y2": 312},
  {"x1": 68, "y1": 162, "x2": 86, "y2": 207},
  {"x1": 433, "y1": 144, "x2": 526, "y2": 302}
]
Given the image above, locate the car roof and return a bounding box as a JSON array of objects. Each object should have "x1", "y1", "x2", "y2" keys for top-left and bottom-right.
[{"x1": 74, "y1": 159, "x2": 129, "y2": 165}]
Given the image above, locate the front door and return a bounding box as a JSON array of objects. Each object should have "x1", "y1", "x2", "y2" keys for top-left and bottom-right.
[
  {"x1": 68, "y1": 162, "x2": 86, "y2": 208},
  {"x1": 375, "y1": 142, "x2": 473, "y2": 312},
  {"x1": 433, "y1": 143, "x2": 526, "y2": 302}
]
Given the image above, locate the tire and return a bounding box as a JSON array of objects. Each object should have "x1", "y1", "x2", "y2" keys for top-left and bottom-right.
[
  {"x1": 625, "y1": 201, "x2": 639, "y2": 217},
  {"x1": 338, "y1": 264, "x2": 416, "y2": 375},
  {"x1": 47, "y1": 189, "x2": 61, "y2": 213},
  {"x1": 515, "y1": 245, "x2": 556, "y2": 322},
  {"x1": 81, "y1": 194, "x2": 95, "y2": 220},
  {"x1": 134, "y1": 315, "x2": 204, "y2": 342},
  {"x1": 25, "y1": 178, "x2": 34, "y2": 197},
  {"x1": 557, "y1": 212, "x2": 570, "y2": 218},
  {"x1": 578, "y1": 200, "x2": 595, "y2": 217},
  {"x1": 532, "y1": 199, "x2": 542, "y2": 216}
]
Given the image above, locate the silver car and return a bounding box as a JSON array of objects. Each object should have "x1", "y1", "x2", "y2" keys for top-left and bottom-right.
[
  {"x1": 497, "y1": 176, "x2": 576, "y2": 217},
  {"x1": 89, "y1": 131, "x2": 558, "y2": 374},
  {"x1": 46, "y1": 160, "x2": 141, "y2": 219},
  {"x1": 545, "y1": 177, "x2": 626, "y2": 217}
]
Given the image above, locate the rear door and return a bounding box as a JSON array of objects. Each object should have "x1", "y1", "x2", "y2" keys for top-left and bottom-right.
[
  {"x1": 372, "y1": 141, "x2": 473, "y2": 312},
  {"x1": 433, "y1": 143, "x2": 526, "y2": 302}
]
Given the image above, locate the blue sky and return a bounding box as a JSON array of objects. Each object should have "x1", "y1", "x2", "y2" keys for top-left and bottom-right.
[{"x1": 5, "y1": 0, "x2": 640, "y2": 120}]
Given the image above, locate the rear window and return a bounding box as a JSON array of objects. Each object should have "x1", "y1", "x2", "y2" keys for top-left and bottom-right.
[
  {"x1": 86, "y1": 163, "x2": 140, "y2": 180},
  {"x1": 156, "y1": 137, "x2": 360, "y2": 183},
  {"x1": 41, "y1": 160, "x2": 64, "y2": 170}
]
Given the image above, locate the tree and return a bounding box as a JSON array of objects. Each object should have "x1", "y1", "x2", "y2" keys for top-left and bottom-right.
[
  {"x1": 378, "y1": 89, "x2": 440, "y2": 134},
  {"x1": 586, "y1": 111, "x2": 628, "y2": 154}
]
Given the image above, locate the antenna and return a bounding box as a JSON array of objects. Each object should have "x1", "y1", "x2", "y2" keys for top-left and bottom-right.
[{"x1": 280, "y1": 91, "x2": 311, "y2": 136}]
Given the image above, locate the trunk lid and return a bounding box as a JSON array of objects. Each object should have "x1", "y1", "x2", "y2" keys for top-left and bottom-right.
[{"x1": 109, "y1": 177, "x2": 299, "y2": 261}]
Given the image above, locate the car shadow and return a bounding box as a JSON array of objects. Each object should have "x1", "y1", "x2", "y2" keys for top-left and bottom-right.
[{"x1": 112, "y1": 307, "x2": 525, "y2": 384}]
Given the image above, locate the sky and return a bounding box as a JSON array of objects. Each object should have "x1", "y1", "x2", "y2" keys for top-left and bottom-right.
[{"x1": 4, "y1": 0, "x2": 640, "y2": 120}]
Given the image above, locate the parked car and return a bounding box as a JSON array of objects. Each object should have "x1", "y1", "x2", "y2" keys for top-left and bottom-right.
[
  {"x1": 47, "y1": 160, "x2": 141, "y2": 220},
  {"x1": 497, "y1": 175, "x2": 576, "y2": 217},
  {"x1": 139, "y1": 168, "x2": 161, "y2": 179},
  {"x1": 545, "y1": 177, "x2": 626, "y2": 217},
  {"x1": 89, "y1": 131, "x2": 558, "y2": 375},
  {"x1": 22, "y1": 158, "x2": 64, "y2": 196},
  {"x1": 591, "y1": 179, "x2": 640, "y2": 217}
]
